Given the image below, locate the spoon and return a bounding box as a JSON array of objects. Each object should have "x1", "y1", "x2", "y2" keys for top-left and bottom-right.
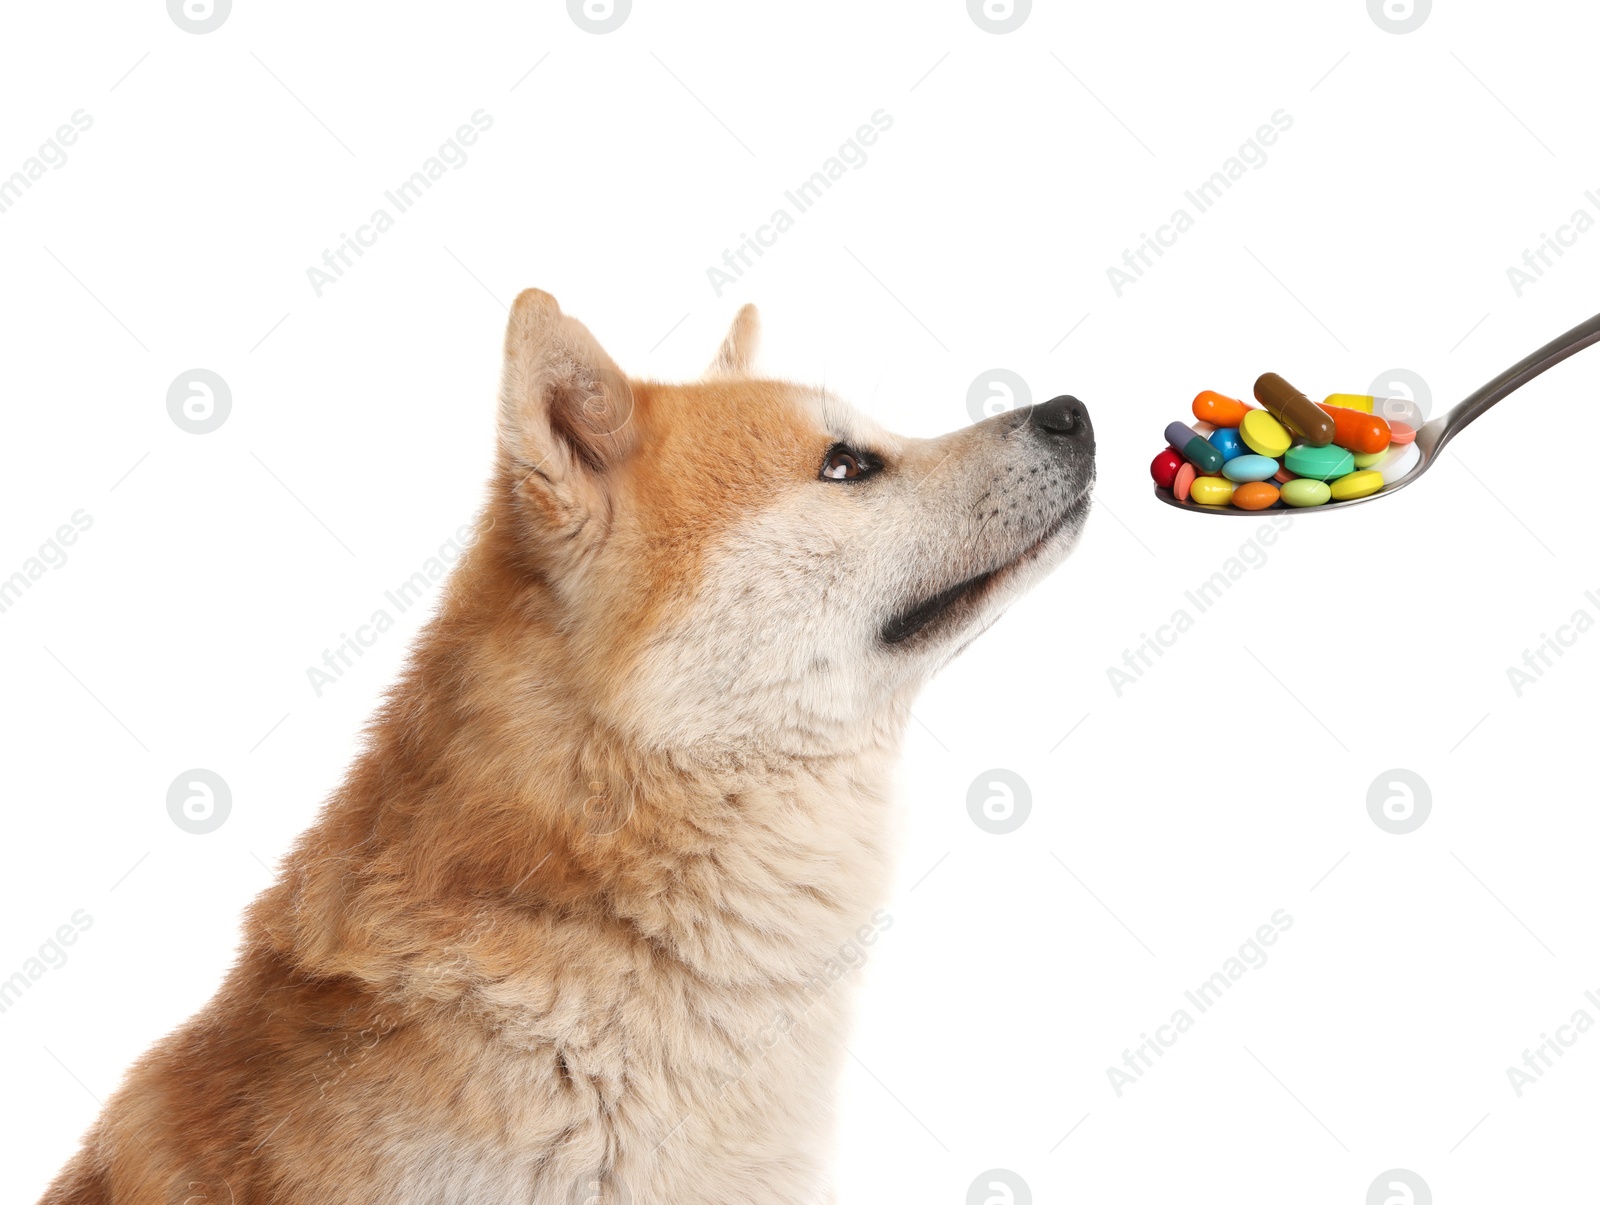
[{"x1": 1155, "y1": 310, "x2": 1600, "y2": 514}]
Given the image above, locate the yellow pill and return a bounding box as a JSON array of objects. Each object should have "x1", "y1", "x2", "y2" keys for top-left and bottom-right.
[
  {"x1": 1280, "y1": 478, "x2": 1331, "y2": 507},
  {"x1": 1329, "y1": 469, "x2": 1383, "y2": 500},
  {"x1": 1323, "y1": 393, "x2": 1374, "y2": 413},
  {"x1": 1352, "y1": 445, "x2": 1391, "y2": 469},
  {"x1": 1239, "y1": 410, "x2": 1291, "y2": 458},
  {"x1": 1189, "y1": 476, "x2": 1236, "y2": 506}
]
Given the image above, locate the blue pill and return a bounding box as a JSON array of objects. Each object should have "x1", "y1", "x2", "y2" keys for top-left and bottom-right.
[
  {"x1": 1221, "y1": 454, "x2": 1279, "y2": 483},
  {"x1": 1207, "y1": 427, "x2": 1245, "y2": 462}
]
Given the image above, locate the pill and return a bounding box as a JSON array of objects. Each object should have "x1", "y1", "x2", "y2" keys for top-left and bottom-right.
[
  {"x1": 1193, "y1": 420, "x2": 1217, "y2": 437},
  {"x1": 1322, "y1": 393, "x2": 1374, "y2": 413},
  {"x1": 1370, "y1": 440, "x2": 1420, "y2": 483},
  {"x1": 1222, "y1": 454, "x2": 1279, "y2": 482},
  {"x1": 1324, "y1": 394, "x2": 1424, "y2": 425},
  {"x1": 1315, "y1": 402, "x2": 1392, "y2": 454},
  {"x1": 1273, "y1": 467, "x2": 1295, "y2": 484},
  {"x1": 1193, "y1": 390, "x2": 1253, "y2": 426},
  {"x1": 1150, "y1": 448, "x2": 1182, "y2": 489},
  {"x1": 1387, "y1": 420, "x2": 1416, "y2": 445},
  {"x1": 1284, "y1": 443, "x2": 1355, "y2": 481},
  {"x1": 1165, "y1": 421, "x2": 1224, "y2": 474},
  {"x1": 1254, "y1": 373, "x2": 1336, "y2": 446},
  {"x1": 1189, "y1": 476, "x2": 1236, "y2": 506},
  {"x1": 1173, "y1": 462, "x2": 1196, "y2": 501},
  {"x1": 1372, "y1": 395, "x2": 1425, "y2": 427},
  {"x1": 1280, "y1": 478, "x2": 1331, "y2": 507},
  {"x1": 1352, "y1": 445, "x2": 1391, "y2": 469},
  {"x1": 1231, "y1": 481, "x2": 1279, "y2": 510},
  {"x1": 1329, "y1": 469, "x2": 1383, "y2": 500},
  {"x1": 1239, "y1": 409, "x2": 1291, "y2": 458},
  {"x1": 1208, "y1": 427, "x2": 1246, "y2": 462}
]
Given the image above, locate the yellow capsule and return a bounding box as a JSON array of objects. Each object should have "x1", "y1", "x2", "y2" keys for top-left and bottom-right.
[
  {"x1": 1239, "y1": 409, "x2": 1291, "y2": 458},
  {"x1": 1323, "y1": 393, "x2": 1374, "y2": 413},
  {"x1": 1352, "y1": 445, "x2": 1391, "y2": 469},
  {"x1": 1189, "y1": 476, "x2": 1236, "y2": 506},
  {"x1": 1329, "y1": 469, "x2": 1383, "y2": 500}
]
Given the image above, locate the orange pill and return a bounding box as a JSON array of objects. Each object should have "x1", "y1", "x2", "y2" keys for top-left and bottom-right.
[
  {"x1": 1231, "y1": 481, "x2": 1280, "y2": 511},
  {"x1": 1192, "y1": 390, "x2": 1253, "y2": 427},
  {"x1": 1315, "y1": 402, "x2": 1392, "y2": 455}
]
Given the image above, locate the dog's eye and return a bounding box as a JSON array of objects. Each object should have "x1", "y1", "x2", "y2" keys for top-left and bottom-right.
[{"x1": 820, "y1": 444, "x2": 878, "y2": 482}]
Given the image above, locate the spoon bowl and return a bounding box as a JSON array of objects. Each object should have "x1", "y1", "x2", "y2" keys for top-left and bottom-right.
[{"x1": 1155, "y1": 311, "x2": 1600, "y2": 514}]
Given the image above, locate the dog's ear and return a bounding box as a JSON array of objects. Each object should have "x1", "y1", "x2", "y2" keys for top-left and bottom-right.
[
  {"x1": 705, "y1": 303, "x2": 761, "y2": 378},
  {"x1": 498, "y1": 290, "x2": 636, "y2": 539}
]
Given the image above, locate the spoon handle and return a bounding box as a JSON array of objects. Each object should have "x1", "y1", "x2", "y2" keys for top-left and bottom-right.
[{"x1": 1436, "y1": 311, "x2": 1600, "y2": 454}]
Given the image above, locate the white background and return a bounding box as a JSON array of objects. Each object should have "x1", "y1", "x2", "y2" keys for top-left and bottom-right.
[{"x1": 2, "y1": 1, "x2": 1598, "y2": 1201}]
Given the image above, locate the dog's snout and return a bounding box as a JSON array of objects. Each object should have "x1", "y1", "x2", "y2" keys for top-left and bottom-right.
[{"x1": 1029, "y1": 394, "x2": 1094, "y2": 447}]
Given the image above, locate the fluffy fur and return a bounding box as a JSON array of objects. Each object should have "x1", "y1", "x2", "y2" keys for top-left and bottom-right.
[{"x1": 41, "y1": 290, "x2": 1095, "y2": 1204}]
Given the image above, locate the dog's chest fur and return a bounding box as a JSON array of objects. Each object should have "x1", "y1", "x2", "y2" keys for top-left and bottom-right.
[{"x1": 244, "y1": 746, "x2": 903, "y2": 1205}]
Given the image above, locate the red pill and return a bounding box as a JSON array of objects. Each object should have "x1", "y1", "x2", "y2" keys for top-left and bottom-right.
[
  {"x1": 1315, "y1": 402, "x2": 1392, "y2": 455},
  {"x1": 1193, "y1": 390, "x2": 1253, "y2": 427},
  {"x1": 1273, "y1": 467, "x2": 1295, "y2": 484},
  {"x1": 1151, "y1": 448, "x2": 1182, "y2": 489},
  {"x1": 1231, "y1": 481, "x2": 1280, "y2": 511},
  {"x1": 1388, "y1": 420, "x2": 1416, "y2": 445}
]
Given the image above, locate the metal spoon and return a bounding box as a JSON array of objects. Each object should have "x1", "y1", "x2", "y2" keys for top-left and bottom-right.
[{"x1": 1154, "y1": 310, "x2": 1600, "y2": 514}]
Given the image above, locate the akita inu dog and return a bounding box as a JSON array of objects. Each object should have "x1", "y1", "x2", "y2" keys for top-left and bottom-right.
[{"x1": 42, "y1": 290, "x2": 1094, "y2": 1204}]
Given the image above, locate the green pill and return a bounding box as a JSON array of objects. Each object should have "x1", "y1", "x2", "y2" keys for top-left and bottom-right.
[
  {"x1": 1283, "y1": 443, "x2": 1354, "y2": 481},
  {"x1": 1280, "y1": 478, "x2": 1332, "y2": 507}
]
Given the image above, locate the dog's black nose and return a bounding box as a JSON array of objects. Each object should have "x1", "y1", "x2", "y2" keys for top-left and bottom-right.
[{"x1": 1029, "y1": 395, "x2": 1094, "y2": 446}]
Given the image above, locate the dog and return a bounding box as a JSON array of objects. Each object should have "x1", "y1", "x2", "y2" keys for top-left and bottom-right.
[{"x1": 41, "y1": 289, "x2": 1095, "y2": 1204}]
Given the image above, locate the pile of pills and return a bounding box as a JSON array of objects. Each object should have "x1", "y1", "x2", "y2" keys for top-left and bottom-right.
[{"x1": 1151, "y1": 374, "x2": 1424, "y2": 509}]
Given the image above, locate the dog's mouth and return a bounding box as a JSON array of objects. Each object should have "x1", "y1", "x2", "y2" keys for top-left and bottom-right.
[{"x1": 879, "y1": 490, "x2": 1092, "y2": 647}]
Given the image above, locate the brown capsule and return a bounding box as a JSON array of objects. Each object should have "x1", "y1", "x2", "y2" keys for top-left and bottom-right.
[{"x1": 1253, "y1": 373, "x2": 1336, "y2": 447}]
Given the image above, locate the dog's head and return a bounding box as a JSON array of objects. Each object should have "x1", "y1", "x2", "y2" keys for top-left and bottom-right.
[{"x1": 489, "y1": 289, "x2": 1094, "y2": 755}]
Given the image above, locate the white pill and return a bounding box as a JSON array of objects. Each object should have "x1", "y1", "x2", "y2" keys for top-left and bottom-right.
[
  {"x1": 1371, "y1": 395, "x2": 1425, "y2": 427},
  {"x1": 1372, "y1": 440, "x2": 1420, "y2": 484}
]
